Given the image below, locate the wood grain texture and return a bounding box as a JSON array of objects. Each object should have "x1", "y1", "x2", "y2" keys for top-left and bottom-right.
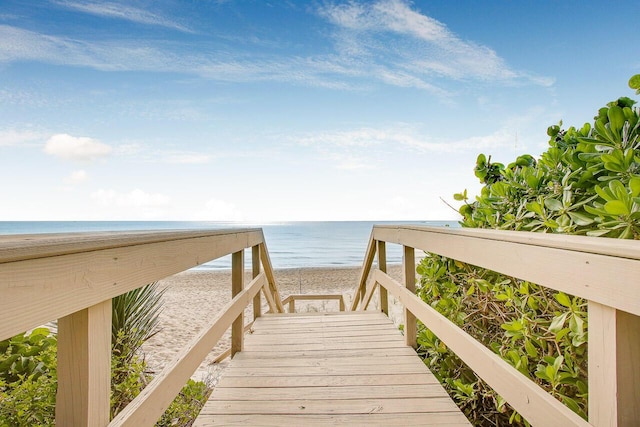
[
  {"x1": 373, "y1": 225, "x2": 640, "y2": 315},
  {"x1": 231, "y1": 250, "x2": 244, "y2": 357},
  {"x1": 56, "y1": 299, "x2": 111, "y2": 427},
  {"x1": 378, "y1": 240, "x2": 388, "y2": 315},
  {"x1": 195, "y1": 311, "x2": 470, "y2": 426},
  {"x1": 1, "y1": 229, "x2": 264, "y2": 340}
]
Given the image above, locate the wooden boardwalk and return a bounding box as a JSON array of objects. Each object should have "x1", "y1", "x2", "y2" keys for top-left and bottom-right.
[{"x1": 195, "y1": 311, "x2": 470, "y2": 426}]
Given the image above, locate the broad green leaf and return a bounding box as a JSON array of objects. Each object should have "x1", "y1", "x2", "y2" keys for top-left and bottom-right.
[
  {"x1": 567, "y1": 211, "x2": 594, "y2": 226},
  {"x1": 629, "y1": 74, "x2": 640, "y2": 94},
  {"x1": 544, "y1": 198, "x2": 563, "y2": 212},
  {"x1": 608, "y1": 105, "x2": 625, "y2": 136},
  {"x1": 604, "y1": 200, "x2": 630, "y2": 216},
  {"x1": 549, "y1": 312, "x2": 569, "y2": 333},
  {"x1": 525, "y1": 340, "x2": 538, "y2": 358},
  {"x1": 526, "y1": 201, "x2": 544, "y2": 216},
  {"x1": 555, "y1": 292, "x2": 572, "y2": 308},
  {"x1": 630, "y1": 177, "x2": 640, "y2": 197}
]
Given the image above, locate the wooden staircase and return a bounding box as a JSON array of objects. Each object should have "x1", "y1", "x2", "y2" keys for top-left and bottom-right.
[{"x1": 195, "y1": 311, "x2": 470, "y2": 426}]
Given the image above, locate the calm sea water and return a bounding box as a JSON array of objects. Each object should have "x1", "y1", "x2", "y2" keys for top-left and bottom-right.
[{"x1": 0, "y1": 221, "x2": 458, "y2": 270}]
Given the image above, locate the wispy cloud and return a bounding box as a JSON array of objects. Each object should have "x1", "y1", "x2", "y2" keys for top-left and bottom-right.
[
  {"x1": 293, "y1": 124, "x2": 519, "y2": 170},
  {"x1": 319, "y1": 0, "x2": 554, "y2": 86},
  {"x1": 0, "y1": 129, "x2": 46, "y2": 146},
  {"x1": 0, "y1": 0, "x2": 553, "y2": 92},
  {"x1": 52, "y1": 1, "x2": 192, "y2": 33}
]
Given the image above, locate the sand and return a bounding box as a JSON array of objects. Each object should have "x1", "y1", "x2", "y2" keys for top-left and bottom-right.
[{"x1": 141, "y1": 265, "x2": 405, "y2": 383}]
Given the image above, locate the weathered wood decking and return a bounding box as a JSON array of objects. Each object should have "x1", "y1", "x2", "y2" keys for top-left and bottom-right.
[{"x1": 195, "y1": 311, "x2": 470, "y2": 426}]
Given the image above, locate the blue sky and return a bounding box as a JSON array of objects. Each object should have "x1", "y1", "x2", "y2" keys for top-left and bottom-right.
[{"x1": 0, "y1": 0, "x2": 638, "y2": 221}]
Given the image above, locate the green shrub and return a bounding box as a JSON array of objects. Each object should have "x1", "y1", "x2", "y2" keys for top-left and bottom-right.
[
  {"x1": 0, "y1": 284, "x2": 212, "y2": 426},
  {"x1": 0, "y1": 328, "x2": 57, "y2": 427},
  {"x1": 417, "y1": 77, "x2": 639, "y2": 426}
]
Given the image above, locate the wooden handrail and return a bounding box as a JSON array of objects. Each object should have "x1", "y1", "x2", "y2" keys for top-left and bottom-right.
[
  {"x1": 282, "y1": 294, "x2": 345, "y2": 313},
  {"x1": 0, "y1": 229, "x2": 265, "y2": 340},
  {"x1": 373, "y1": 269, "x2": 588, "y2": 427},
  {"x1": 352, "y1": 225, "x2": 640, "y2": 427},
  {"x1": 0, "y1": 228, "x2": 284, "y2": 427},
  {"x1": 110, "y1": 273, "x2": 267, "y2": 426}
]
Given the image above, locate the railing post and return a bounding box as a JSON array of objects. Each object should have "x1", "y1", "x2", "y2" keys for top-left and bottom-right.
[
  {"x1": 231, "y1": 250, "x2": 244, "y2": 358},
  {"x1": 378, "y1": 240, "x2": 388, "y2": 316},
  {"x1": 588, "y1": 301, "x2": 640, "y2": 426},
  {"x1": 56, "y1": 300, "x2": 111, "y2": 427},
  {"x1": 252, "y1": 245, "x2": 261, "y2": 320},
  {"x1": 403, "y1": 245, "x2": 417, "y2": 348}
]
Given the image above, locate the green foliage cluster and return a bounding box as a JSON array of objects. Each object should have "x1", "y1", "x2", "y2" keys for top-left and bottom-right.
[
  {"x1": 0, "y1": 284, "x2": 211, "y2": 426},
  {"x1": 0, "y1": 329, "x2": 57, "y2": 426},
  {"x1": 417, "y1": 78, "x2": 640, "y2": 426}
]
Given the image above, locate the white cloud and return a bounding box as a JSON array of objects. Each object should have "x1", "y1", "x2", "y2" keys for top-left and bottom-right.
[
  {"x1": 44, "y1": 133, "x2": 112, "y2": 161},
  {"x1": 52, "y1": 1, "x2": 192, "y2": 33},
  {"x1": 64, "y1": 169, "x2": 88, "y2": 184},
  {"x1": 0, "y1": 129, "x2": 44, "y2": 146}
]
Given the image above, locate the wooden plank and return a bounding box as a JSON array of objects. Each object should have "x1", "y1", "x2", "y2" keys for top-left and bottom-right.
[
  {"x1": 220, "y1": 363, "x2": 431, "y2": 377},
  {"x1": 251, "y1": 325, "x2": 398, "y2": 339},
  {"x1": 259, "y1": 242, "x2": 285, "y2": 313},
  {"x1": 198, "y1": 310, "x2": 469, "y2": 426},
  {"x1": 109, "y1": 273, "x2": 266, "y2": 427},
  {"x1": 0, "y1": 228, "x2": 264, "y2": 264},
  {"x1": 374, "y1": 269, "x2": 588, "y2": 427},
  {"x1": 228, "y1": 355, "x2": 424, "y2": 369},
  {"x1": 199, "y1": 397, "x2": 461, "y2": 415},
  {"x1": 589, "y1": 302, "x2": 640, "y2": 426},
  {"x1": 0, "y1": 229, "x2": 264, "y2": 340},
  {"x1": 212, "y1": 384, "x2": 449, "y2": 400},
  {"x1": 373, "y1": 224, "x2": 640, "y2": 260},
  {"x1": 251, "y1": 319, "x2": 394, "y2": 330},
  {"x1": 404, "y1": 245, "x2": 417, "y2": 348},
  {"x1": 261, "y1": 283, "x2": 278, "y2": 314},
  {"x1": 350, "y1": 233, "x2": 376, "y2": 310},
  {"x1": 362, "y1": 278, "x2": 378, "y2": 310},
  {"x1": 231, "y1": 250, "x2": 244, "y2": 358},
  {"x1": 194, "y1": 413, "x2": 470, "y2": 427},
  {"x1": 373, "y1": 225, "x2": 640, "y2": 315},
  {"x1": 252, "y1": 245, "x2": 261, "y2": 320},
  {"x1": 216, "y1": 372, "x2": 440, "y2": 388},
  {"x1": 236, "y1": 347, "x2": 417, "y2": 359},
  {"x1": 241, "y1": 340, "x2": 406, "y2": 352},
  {"x1": 378, "y1": 240, "x2": 388, "y2": 315},
  {"x1": 256, "y1": 312, "x2": 384, "y2": 324},
  {"x1": 56, "y1": 299, "x2": 111, "y2": 427}
]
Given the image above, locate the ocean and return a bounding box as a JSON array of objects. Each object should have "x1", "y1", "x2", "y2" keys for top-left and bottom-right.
[{"x1": 0, "y1": 221, "x2": 459, "y2": 270}]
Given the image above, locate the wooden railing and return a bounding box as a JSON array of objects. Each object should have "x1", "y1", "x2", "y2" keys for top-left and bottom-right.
[
  {"x1": 351, "y1": 225, "x2": 640, "y2": 427},
  {"x1": 282, "y1": 294, "x2": 346, "y2": 313},
  {"x1": 0, "y1": 229, "x2": 285, "y2": 426}
]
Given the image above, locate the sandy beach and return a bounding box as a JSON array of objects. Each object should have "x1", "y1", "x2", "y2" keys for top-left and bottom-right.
[{"x1": 141, "y1": 265, "x2": 406, "y2": 383}]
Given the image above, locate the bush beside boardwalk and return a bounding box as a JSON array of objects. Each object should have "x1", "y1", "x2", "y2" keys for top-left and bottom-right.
[{"x1": 416, "y1": 76, "x2": 640, "y2": 425}]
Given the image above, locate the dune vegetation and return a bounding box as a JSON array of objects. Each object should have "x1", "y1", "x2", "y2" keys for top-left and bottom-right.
[{"x1": 416, "y1": 75, "x2": 640, "y2": 425}]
